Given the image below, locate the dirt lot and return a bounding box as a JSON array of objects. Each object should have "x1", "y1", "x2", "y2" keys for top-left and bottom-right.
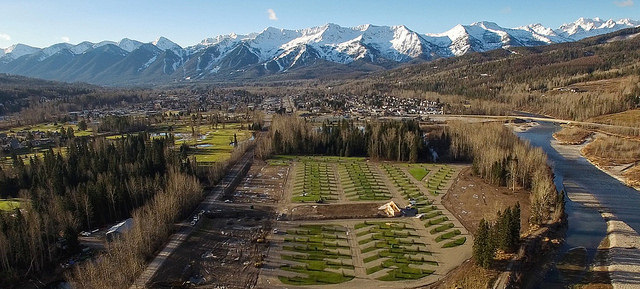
[
  {"x1": 225, "y1": 160, "x2": 290, "y2": 204},
  {"x1": 442, "y1": 167, "x2": 531, "y2": 235},
  {"x1": 284, "y1": 202, "x2": 391, "y2": 220},
  {"x1": 149, "y1": 204, "x2": 274, "y2": 288}
]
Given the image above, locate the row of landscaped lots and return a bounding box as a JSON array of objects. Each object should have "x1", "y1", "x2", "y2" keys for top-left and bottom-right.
[
  {"x1": 407, "y1": 164, "x2": 456, "y2": 195},
  {"x1": 278, "y1": 225, "x2": 355, "y2": 285},
  {"x1": 339, "y1": 162, "x2": 391, "y2": 201},
  {"x1": 355, "y1": 221, "x2": 437, "y2": 281},
  {"x1": 290, "y1": 157, "x2": 457, "y2": 204},
  {"x1": 277, "y1": 221, "x2": 444, "y2": 285},
  {"x1": 382, "y1": 164, "x2": 466, "y2": 249},
  {"x1": 291, "y1": 156, "x2": 391, "y2": 203},
  {"x1": 292, "y1": 161, "x2": 339, "y2": 203}
]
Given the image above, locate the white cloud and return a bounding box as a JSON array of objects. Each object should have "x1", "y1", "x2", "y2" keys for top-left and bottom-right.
[
  {"x1": 0, "y1": 33, "x2": 11, "y2": 41},
  {"x1": 614, "y1": 0, "x2": 634, "y2": 7},
  {"x1": 61, "y1": 36, "x2": 70, "y2": 42},
  {"x1": 267, "y1": 8, "x2": 278, "y2": 21},
  {"x1": 501, "y1": 6, "x2": 512, "y2": 14}
]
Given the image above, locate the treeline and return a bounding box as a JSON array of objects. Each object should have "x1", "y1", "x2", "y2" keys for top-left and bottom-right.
[
  {"x1": 97, "y1": 115, "x2": 150, "y2": 134},
  {"x1": 438, "y1": 122, "x2": 561, "y2": 224},
  {"x1": 67, "y1": 171, "x2": 201, "y2": 288},
  {"x1": 0, "y1": 134, "x2": 196, "y2": 284},
  {"x1": 473, "y1": 204, "x2": 521, "y2": 268},
  {"x1": 265, "y1": 115, "x2": 425, "y2": 162},
  {"x1": 67, "y1": 134, "x2": 253, "y2": 288}
]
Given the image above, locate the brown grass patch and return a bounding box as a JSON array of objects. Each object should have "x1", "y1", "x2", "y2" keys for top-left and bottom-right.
[
  {"x1": 582, "y1": 135, "x2": 640, "y2": 166},
  {"x1": 588, "y1": 109, "x2": 640, "y2": 128},
  {"x1": 442, "y1": 167, "x2": 531, "y2": 235},
  {"x1": 553, "y1": 126, "x2": 592, "y2": 145},
  {"x1": 566, "y1": 77, "x2": 628, "y2": 94},
  {"x1": 623, "y1": 165, "x2": 640, "y2": 188},
  {"x1": 427, "y1": 260, "x2": 499, "y2": 289}
]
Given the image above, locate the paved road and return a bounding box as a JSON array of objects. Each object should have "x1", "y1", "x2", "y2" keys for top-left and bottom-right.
[{"x1": 130, "y1": 150, "x2": 254, "y2": 289}]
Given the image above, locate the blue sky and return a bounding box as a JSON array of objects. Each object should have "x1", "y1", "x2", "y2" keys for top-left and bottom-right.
[{"x1": 0, "y1": 0, "x2": 638, "y2": 49}]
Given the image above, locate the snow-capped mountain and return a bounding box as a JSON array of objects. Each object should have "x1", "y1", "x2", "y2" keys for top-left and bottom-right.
[
  {"x1": 0, "y1": 17, "x2": 638, "y2": 85},
  {"x1": 557, "y1": 17, "x2": 640, "y2": 40},
  {"x1": 0, "y1": 44, "x2": 40, "y2": 62}
]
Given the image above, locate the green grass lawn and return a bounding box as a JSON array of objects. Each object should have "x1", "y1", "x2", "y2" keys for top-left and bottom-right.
[
  {"x1": 442, "y1": 237, "x2": 467, "y2": 248},
  {"x1": 99, "y1": 123, "x2": 252, "y2": 165},
  {"x1": 0, "y1": 199, "x2": 22, "y2": 211},
  {"x1": 177, "y1": 126, "x2": 251, "y2": 164},
  {"x1": 2, "y1": 122, "x2": 94, "y2": 137},
  {"x1": 408, "y1": 166, "x2": 429, "y2": 181},
  {"x1": 0, "y1": 122, "x2": 251, "y2": 168}
]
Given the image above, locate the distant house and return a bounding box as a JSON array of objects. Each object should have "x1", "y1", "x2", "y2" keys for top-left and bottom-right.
[{"x1": 106, "y1": 218, "x2": 134, "y2": 242}]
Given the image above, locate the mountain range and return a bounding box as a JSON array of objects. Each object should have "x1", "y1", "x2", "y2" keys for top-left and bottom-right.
[{"x1": 0, "y1": 17, "x2": 638, "y2": 86}]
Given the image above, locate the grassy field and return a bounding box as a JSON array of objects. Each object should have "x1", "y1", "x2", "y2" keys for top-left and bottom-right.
[
  {"x1": 339, "y1": 162, "x2": 391, "y2": 201},
  {"x1": 1, "y1": 122, "x2": 94, "y2": 137},
  {"x1": 588, "y1": 109, "x2": 640, "y2": 128},
  {"x1": 279, "y1": 224, "x2": 355, "y2": 285},
  {"x1": 0, "y1": 199, "x2": 22, "y2": 211},
  {"x1": 356, "y1": 221, "x2": 436, "y2": 281},
  {"x1": 160, "y1": 123, "x2": 251, "y2": 165},
  {"x1": 1, "y1": 147, "x2": 67, "y2": 166}
]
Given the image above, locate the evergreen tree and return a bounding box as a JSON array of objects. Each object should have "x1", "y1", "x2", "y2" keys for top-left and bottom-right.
[
  {"x1": 511, "y1": 202, "x2": 521, "y2": 249},
  {"x1": 78, "y1": 120, "x2": 87, "y2": 131},
  {"x1": 473, "y1": 218, "x2": 493, "y2": 268}
]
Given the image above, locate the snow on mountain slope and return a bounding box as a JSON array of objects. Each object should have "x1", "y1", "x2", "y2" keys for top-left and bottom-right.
[
  {"x1": 70, "y1": 42, "x2": 95, "y2": 54},
  {"x1": 118, "y1": 38, "x2": 144, "y2": 52},
  {"x1": 1, "y1": 17, "x2": 639, "y2": 84},
  {"x1": 425, "y1": 21, "x2": 575, "y2": 56},
  {"x1": 40, "y1": 43, "x2": 74, "y2": 59},
  {"x1": 152, "y1": 37, "x2": 183, "y2": 55},
  {"x1": 1, "y1": 44, "x2": 40, "y2": 61},
  {"x1": 556, "y1": 17, "x2": 640, "y2": 40},
  {"x1": 93, "y1": 40, "x2": 117, "y2": 49}
]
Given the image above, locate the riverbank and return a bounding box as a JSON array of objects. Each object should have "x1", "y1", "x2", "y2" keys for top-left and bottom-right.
[
  {"x1": 550, "y1": 138, "x2": 640, "y2": 288},
  {"x1": 551, "y1": 132, "x2": 640, "y2": 191}
]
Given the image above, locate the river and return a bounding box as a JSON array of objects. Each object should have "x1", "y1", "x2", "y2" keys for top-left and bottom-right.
[{"x1": 517, "y1": 121, "x2": 640, "y2": 287}]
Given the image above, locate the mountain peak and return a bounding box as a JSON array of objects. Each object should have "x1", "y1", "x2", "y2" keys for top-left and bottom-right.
[
  {"x1": 471, "y1": 21, "x2": 501, "y2": 29},
  {"x1": 118, "y1": 38, "x2": 143, "y2": 52},
  {"x1": 2, "y1": 44, "x2": 40, "y2": 60},
  {"x1": 153, "y1": 37, "x2": 182, "y2": 52},
  {"x1": 557, "y1": 17, "x2": 639, "y2": 40}
]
